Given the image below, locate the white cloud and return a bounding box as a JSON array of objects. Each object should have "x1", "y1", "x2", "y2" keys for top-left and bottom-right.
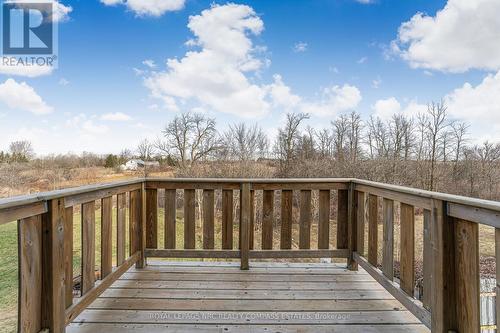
[
  {"x1": 267, "y1": 74, "x2": 301, "y2": 109},
  {"x1": 100, "y1": 0, "x2": 185, "y2": 17},
  {"x1": 66, "y1": 113, "x2": 109, "y2": 135},
  {"x1": 371, "y1": 97, "x2": 427, "y2": 120},
  {"x1": 0, "y1": 58, "x2": 54, "y2": 77},
  {"x1": 329, "y1": 66, "x2": 339, "y2": 74},
  {"x1": 372, "y1": 78, "x2": 382, "y2": 88},
  {"x1": 355, "y1": 0, "x2": 374, "y2": 4},
  {"x1": 444, "y1": 71, "x2": 500, "y2": 141},
  {"x1": 144, "y1": 3, "x2": 270, "y2": 118},
  {"x1": 393, "y1": 0, "x2": 500, "y2": 73},
  {"x1": 0, "y1": 79, "x2": 53, "y2": 115},
  {"x1": 302, "y1": 84, "x2": 362, "y2": 117},
  {"x1": 100, "y1": 112, "x2": 132, "y2": 121},
  {"x1": 142, "y1": 59, "x2": 156, "y2": 68},
  {"x1": 293, "y1": 42, "x2": 308, "y2": 53}
]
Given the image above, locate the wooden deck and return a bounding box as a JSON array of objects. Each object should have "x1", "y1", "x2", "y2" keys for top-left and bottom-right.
[{"x1": 68, "y1": 261, "x2": 429, "y2": 333}]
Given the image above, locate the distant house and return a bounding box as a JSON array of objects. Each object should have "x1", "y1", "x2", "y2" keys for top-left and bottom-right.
[{"x1": 121, "y1": 159, "x2": 160, "y2": 171}]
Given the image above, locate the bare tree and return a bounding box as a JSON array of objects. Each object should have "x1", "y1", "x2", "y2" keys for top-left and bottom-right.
[
  {"x1": 222, "y1": 123, "x2": 269, "y2": 161},
  {"x1": 157, "y1": 112, "x2": 221, "y2": 168},
  {"x1": 274, "y1": 112, "x2": 310, "y2": 175},
  {"x1": 9, "y1": 140, "x2": 34, "y2": 162},
  {"x1": 137, "y1": 139, "x2": 154, "y2": 161},
  {"x1": 426, "y1": 101, "x2": 449, "y2": 191}
]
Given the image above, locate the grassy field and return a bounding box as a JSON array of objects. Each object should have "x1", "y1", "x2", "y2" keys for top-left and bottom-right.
[{"x1": 0, "y1": 208, "x2": 496, "y2": 333}]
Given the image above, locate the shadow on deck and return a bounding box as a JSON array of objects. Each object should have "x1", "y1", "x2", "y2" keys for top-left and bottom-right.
[{"x1": 68, "y1": 261, "x2": 429, "y2": 333}]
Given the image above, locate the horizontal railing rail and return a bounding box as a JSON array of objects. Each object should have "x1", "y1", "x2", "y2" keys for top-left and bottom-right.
[{"x1": 1, "y1": 177, "x2": 499, "y2": 332}]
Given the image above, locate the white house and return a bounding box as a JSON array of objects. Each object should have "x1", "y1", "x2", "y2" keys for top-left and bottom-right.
[{"x1": 121, "y1": 159, "x2": 160, "y2": 171}]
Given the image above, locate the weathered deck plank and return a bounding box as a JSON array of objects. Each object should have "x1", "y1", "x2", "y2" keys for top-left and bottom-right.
[{"x1": 70, "y1": 262, "x2": 429, "y2": 333}]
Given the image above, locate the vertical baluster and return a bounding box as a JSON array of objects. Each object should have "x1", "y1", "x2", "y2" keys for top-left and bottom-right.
[
  {"x1": 240, "y1": 183, "x2": 251, "y2": 270},
  {"x1": 81, "y1": 201, "x2": 95, "y2": 295},
  {"x1": 101, "y1": 197, "x2": 112, "y2": 279},
  {"x1": 347, "y1": 185, "x2": 358, "y2": 270},
  {"x1": 146, "y1": 189, "x2": 158, "y2": 249},
  {"x1": 337, "y1": 189, "x2": 348, "y2": 249},
  {"x1": 280, "y1": 190, "x2": 293, "y2": 249},
  {"x1": 382, "y1": 198, "x2": 394, "y2": 280},
  {"x1": 184, "y1": 189, "x2": 196, "y2": 249},
  {"x1": 249, "y1": 190, "x2": 255, "y2": 250},
  {"x1": 203, "y1": 189, "x2": 215, "y2": 249},
  {"x1": 299, "y1": 190, "x2": 312, "y2": 249},
  {"x1": 368, "y1": 194, "x2": 378, "y2": 266},
  {"x1": 356, "y1": 191, "x2": 365, "y2": 256},
  {"x1": 318, "y1": 190, "x2": 330, "y2": 249},
  {"x1": 164, "y1": 189, "x2": 176, "y2": 249},
  {"x1": 400, "y1": 203, "x2": 414, "y2": 296},
  {"x1": 129, "y1": 189, "x2": 142, "y2": 267},
  {"x1": 262, "y1": 190, "x2": 274, "y2": 250},
  {"x1": 422, "y1": 209, "x2": 431, "y2": 310},
  {"x1": 64, "y1": 206, "x2": 73, "y2": 307},
  {"x1": 222, "y1": 190, "x2": 234, "y2": 250},
  {"x1": 455, "y1": 218, "x2": 480, "y2": 333},
  {"x1": 116, "y1": 193, "x2": 126, "y2": 265}
]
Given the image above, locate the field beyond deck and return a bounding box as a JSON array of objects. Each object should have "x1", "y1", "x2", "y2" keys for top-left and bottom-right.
[{"x1": 68, "y1": 261, "x2": 429, "y2": 332}]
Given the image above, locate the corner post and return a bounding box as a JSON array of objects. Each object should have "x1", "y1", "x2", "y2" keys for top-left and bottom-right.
[
  {"x1": 240, "y1": 183, "x2": 251, "y2": 270},
  {"x1": 42, "y1": 198, "x2": 66, "y2": 333},
  {"x1": 347, "y1": 182, "x2": 358, "y2": 270},
  {"x1": 430, "y1": 199, "x2": 457, "y2": 332}
]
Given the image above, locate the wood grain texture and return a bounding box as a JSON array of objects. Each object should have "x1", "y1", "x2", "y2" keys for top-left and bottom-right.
[
  {"x1": 184, "y1": 189, "x2": 196, "y2": 249},
  {"x1": 18, "y1": 215, "x2": 42, "y2": 333},
  {"x1": 356, "y1": 191, "x2": 366, "y2": 256},
  {"x1": 101, "y1": 197, "x2": 112, "y2": 279},
  {"x1": 262, "y1": 190, "x2": 274, "y2": 250},
  {"x1": 42, "y1": 198, "x2": 66, "y2": 333},
  {"x1": 222, "y1": 190, "x2": 234, "y2": 250},
  {"x1": 239, "y1": 184, "x2": 251, "y2": 270},
  {"x1": 422, "y1": 209, "x2": 431, "y2": 310},
  {"x1": 164, "y1": 189, "x2": 176, "y2": 249},
  {"x1": 299, "y1": 190, "x2": 312, "y2": 249},
  {"x1": 430, "y1": 199, "x2": 457, "y2": 332},
  {"x1": 318, "y1": 190, "x2": 330, "y2": 249},
  {"x1": 203, "y1": 190, "x2": 215, "y2": 249},
  {"x1": 64, "y1": 206, "x2": 74, "y2": 307},
  {"x1": 368, "y1": 194, "x2": 378, "y2": 266},
  {"x1": 249, "y1": 190, "x2": 255, "y2": 250},
  {"x1": 129, "y1": 190, "x2": 142, "y2": 265},
  {"x1": 382, "y1": 198, "x2": 394, "y2": 280},
  {"x1": 337, "y1": 189, "x2": 348, "y2": 249},
  {"x1": 454, "y1": 218, "x2": 480, "y2": 333},
  {"x1": 280, "y1": 190, "x2": 293, "y2": 250},
  {"x1": 116, "y1": 193, "x2": 126, "y2": 265},
  {"x1": 347, "y1": 186, "x2": 358, "y2": 270},
  {"x1": 400, "y1": 203, "x2": 414, "y2": 296},
  {"x1": 81, "y1": 201, "x2": 96, "y2": 295},
  {"x1": 145, "y1": 189, "x2": 158, "y2": 249}
]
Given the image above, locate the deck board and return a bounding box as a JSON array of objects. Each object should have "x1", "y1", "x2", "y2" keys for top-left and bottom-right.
[{"x1": 70, "y1": 261, "x2": 429, "y2": 333}]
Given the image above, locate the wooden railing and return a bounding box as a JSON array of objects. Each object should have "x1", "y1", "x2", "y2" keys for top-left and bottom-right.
[{"x1": 1, "y1": 177, "x2": 499, "y2": 332}]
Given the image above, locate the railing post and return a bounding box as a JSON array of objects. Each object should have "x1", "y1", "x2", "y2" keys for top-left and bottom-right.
[
  {"x1": 240, "y1": 183, "x2": 251, "y2": 270},
  {"x1": 41, "y1": 198, "x2": 66, "y2": 333},
  {"x1": 139, "y1": 181, "x2": 147, "y2": 268},
  {"x1": 430, "y1": 199, "x2": 457, "y2": 332},
  {"x1": 347, "y1": 182, "x2": 358, "y2": 270}
]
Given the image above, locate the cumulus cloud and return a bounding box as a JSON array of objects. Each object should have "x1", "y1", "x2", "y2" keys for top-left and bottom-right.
[
  {"x1": 301, "y1": 84, "x2": 362, "y2": 117},
  {"x1": 100, "y1": 112, "x2": 132, "y2": 121},
  {"x1": 0, "y1": 79, "x2": 53, "y2": 115},
  {"x1": 444, "y1": 71, "x2": 500, "y2": 140},
  {"x1": 0, "y1": 60, "x2": 54, "y2": 78},
  {"x1": 371, "y1": 97, "x2": 427, "y2": 120},
  {"x1": 100, "y1": 0, "x2": 185, "y2": 17},
  {"x1": 144, "y1": 3, "x2": 362, "y2": 119},
  {"x1": 144, "y1": 3, "x2": 270, "y2": 118},
  {"x1": 66, "y1": 114, "x2": 109, "y2": 134},
  {"x1": 393, "y1": 0, "x2": 500, "y2": 73}
]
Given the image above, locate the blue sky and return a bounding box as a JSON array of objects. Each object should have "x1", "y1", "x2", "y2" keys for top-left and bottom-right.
[{"x1": 0, "y1": 0, "x2": 499, "y2": 154}]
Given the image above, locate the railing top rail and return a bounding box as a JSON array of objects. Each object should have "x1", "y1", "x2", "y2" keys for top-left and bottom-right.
[
  {"x1": 353, "y1": 178, "x2": 500, "y2": 212},
  {"x1": 1, "y1": 176, "x2": 498, "y2": 213},
  {"x1": 0, "y1": 178, "x2": 144, "y2": 210}
]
